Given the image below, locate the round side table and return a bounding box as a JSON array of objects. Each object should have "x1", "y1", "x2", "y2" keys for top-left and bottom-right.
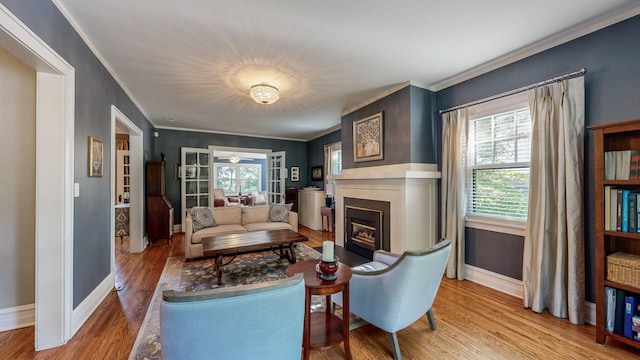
[{"x1": 286, "y1": 260, "x2": 352, "y2": 360}]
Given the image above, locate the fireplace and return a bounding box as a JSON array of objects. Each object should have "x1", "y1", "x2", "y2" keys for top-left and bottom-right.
[
  {"x1": 344, "y1": 198, "x2": 390, "y2": 260},
  {"x1": 330, "y1": 163, "x2": 440, "y2": 255}
]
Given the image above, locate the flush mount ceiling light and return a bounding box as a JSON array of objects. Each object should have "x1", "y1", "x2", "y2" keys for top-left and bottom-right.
[
  {"x1": 249, "y1": 84, "x2": 279, "y2": 104},
  {"x1": 229, "y1": 155, "x2": 242, "y2": 164}
]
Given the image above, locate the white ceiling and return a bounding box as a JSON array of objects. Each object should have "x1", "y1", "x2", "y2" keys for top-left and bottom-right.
[{"x1": 54, "y1": 1, "x2": 640, "y2": 141}]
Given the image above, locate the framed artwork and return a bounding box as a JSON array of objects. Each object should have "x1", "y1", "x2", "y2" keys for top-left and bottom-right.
[
  {"x1": 353, "y1": 111, "x2": 383, "y2": 162},
  {"x1": 175, "y1": 164, "x2": 181, "y2": 180},
  {"x1": 89, "y1": 136, "x2": 103, "y2": 177},
  {"x1": 291, "y1": 166, "x2": 300, "y2": 181},
  {"x1": 311, "y1": 166, "x2": 323, "y2": 181}
]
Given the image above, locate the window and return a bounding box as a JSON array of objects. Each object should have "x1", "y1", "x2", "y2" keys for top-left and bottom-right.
[
  {"x1": 330, "y1": 143, "x2": 342, "y2": 176},
  {"x1": 214, "y1": 164, "x2": 260, "y2": 195},
  {"x1": 467, "y1": 95, "x2": 531, "y2": 224}
]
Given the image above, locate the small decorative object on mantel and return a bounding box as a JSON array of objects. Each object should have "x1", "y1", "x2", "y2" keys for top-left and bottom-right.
[
  {"x1": 354, "y1": 111, "x2": 384, "y2": 162},
  {"x1": 88, "y1": 136, "x2": 103, "y2": 177}
]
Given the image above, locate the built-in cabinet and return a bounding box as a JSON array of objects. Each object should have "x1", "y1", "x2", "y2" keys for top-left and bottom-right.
[
  {"x1": 146, "y1": 160, "x2": 174, "y2": 243},
  {"x1": 298, "y1": 189, "x2": 324, "y2": 230},
  {"x1": 589, "y1": 119, "x2": 640, "y2": 349},
  {"x1": 116, "y1": 150, "x2": 130, "y2": 203}
]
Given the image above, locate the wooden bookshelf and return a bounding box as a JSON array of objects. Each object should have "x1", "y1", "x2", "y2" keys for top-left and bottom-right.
[{"x1": 589, "y1": 119, "x2": 640, "y2": 348}]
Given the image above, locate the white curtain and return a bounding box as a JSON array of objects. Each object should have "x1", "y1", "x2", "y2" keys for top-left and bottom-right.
[
  {"x1": 323, "y1": 144, "x2": 331, "y2": 188},
  {"x1": 523, "y1": 77, "x2": 585, "y2": 325},
  {"x1": 441, "y1": 109, "x2": 469, "y2": 280}
]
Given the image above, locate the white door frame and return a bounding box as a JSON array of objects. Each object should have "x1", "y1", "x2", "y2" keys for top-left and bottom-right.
[
  {"x1": 110, "y1": 106, "x2": 145, "y2": 256},
  {"x1": 1, "y1": 4, "x2": 75, "y2": 349}
]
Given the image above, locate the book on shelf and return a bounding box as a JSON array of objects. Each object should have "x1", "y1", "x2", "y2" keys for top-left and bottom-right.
[
  {"x1": 606, "y1": 286, "x2": 616, "y2": 333},
  {"x1": 625, "y1": 295, "x2": 640, "y2": 339},
  {"x1": 637, "y1": 193, "x2": 640, "y2": 233},
  {"x1": 605, "y1": 151, "x2": 617, "y2": 180},
  {"x1": 631, "y1": 194, "x2": 638, "y2": 233},
  {"x1": 632, "y1": 155, "x2": 640, "y2": 180},
  {"x1": 605, "y1": 186, "x2": 612, "y2": 231},
  {"x1": 611, "y1": 188, "x2": 618, "y2": 232},
  {"x1": 617, "y1": 189, "x2": 623, "y2": 232},
  {"x1": 615, "y1": 289, "x2": 626, "y2": 335},
  {"x1": 623, "y1": 190, "x2": 631, "y2": 232},
  {"x1": 615, "y1": 150, "x2": 640, "y2": 180}
]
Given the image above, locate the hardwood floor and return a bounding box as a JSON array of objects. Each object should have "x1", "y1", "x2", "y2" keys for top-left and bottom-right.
[{"x1": 1, "y1": 226, "x2": 639, "y2": 359}]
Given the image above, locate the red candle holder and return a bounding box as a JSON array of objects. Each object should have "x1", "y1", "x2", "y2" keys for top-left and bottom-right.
[{"x1": 318, "y1": 257, "x2": 339, "y2": 281}]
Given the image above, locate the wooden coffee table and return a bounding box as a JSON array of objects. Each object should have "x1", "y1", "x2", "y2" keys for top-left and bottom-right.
[
  {"x1": 286, "y1": 260, "x2": 352, "y2": 360},
  {"x1": 201, "y1": 229, "x2": 308, "y2": 285}
]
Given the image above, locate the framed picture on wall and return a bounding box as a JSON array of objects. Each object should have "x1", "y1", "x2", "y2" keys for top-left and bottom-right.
[
  {"x1": 353, "y1": 111, "x2": 383, "y2": 162},
  {"x1": 311, "y1": 166, "x2": 323, "y2": 181},
  {"x1": 291, "y1": 166, "x2": 300, "y2": 181},
  {"x1": 175, "y1": 164, "x2": 181, "y2": 180},
  {"x1": 88, "y1": 136, "x2": 103, "y2": 177}
]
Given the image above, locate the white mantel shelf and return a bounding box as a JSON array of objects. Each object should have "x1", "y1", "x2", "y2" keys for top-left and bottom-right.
[
  {"x1": 331, "y1": 163, "x2": 441, "y2": 254},
  {"x1": 329, "y1": 163, "x2": 441, "y2": 181}
]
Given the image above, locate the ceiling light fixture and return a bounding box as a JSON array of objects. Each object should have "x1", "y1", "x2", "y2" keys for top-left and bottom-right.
[
  {"x1": 229, "y1": 155, "x2": 242, "y2": 164},
  {"x1": 250, "y1": 84, "x2": 279, "y2": 104}
]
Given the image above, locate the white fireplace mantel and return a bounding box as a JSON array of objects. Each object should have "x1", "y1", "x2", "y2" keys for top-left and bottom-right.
[{"x1": 330, "y1": 163, "x2": 441, "y2": 255}]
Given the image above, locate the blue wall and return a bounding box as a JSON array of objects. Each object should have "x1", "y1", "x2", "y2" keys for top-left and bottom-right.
[
  {"x1": 2, "y1": 0, "x2": 154, "y2": 307},
  {"x1": 307, "y1": 130, "x2": 341, "y2": 189},
  {"x1": 153, "y1": 129, "x2": 307, "y2": 223},
  {"x1": 436, "y1": 15, "x2": 640, "y2": 302}
]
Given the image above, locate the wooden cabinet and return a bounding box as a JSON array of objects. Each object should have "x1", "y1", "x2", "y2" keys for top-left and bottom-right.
[
  {"x1": 298, "y1": 189, "x2": 324, "y2": 230},
  {"x1": 146, "y1": 161, "x2": 174, "y2": 243},
  {"x1": 285, "y1": 187, "x2": 298, "y2": 212},
  {"x1": 589, "y1": 119, "x2": 640, "y2": 349}
]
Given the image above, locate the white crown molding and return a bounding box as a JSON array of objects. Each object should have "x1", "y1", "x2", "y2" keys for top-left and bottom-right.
[
  {"x1": 308, "y1": 124, "x2": 342, "y2": 141},
  {"x1": 341, "y1": 81, "x2": 410, "y2": 116},
  {"x1": 51, "y1": 0, "x2": 152, "y2": 122},
  {"x1": 430, "y1": 3, "x2": 640, "y2": 91},
  {"x1": 153, "y1": 125, "x2": 308, "y2": 142}
]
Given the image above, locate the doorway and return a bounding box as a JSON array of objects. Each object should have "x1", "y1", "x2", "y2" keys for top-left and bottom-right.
[
  {"x1": 111, "y1": 106, "x2": 145, "y2": 258},
  {"x1": 0, "y1": 5, "x2": 75, "y2": 350}
]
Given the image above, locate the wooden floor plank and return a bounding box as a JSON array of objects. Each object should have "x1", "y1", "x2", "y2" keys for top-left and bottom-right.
[{"x1": 1, "y1": 226, "x2": 639, "y2": 359}]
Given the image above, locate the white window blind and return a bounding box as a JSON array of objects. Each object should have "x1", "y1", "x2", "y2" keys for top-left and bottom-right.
[{"x1": 467, "y1": 101, "x2": 531, "y2": 221}]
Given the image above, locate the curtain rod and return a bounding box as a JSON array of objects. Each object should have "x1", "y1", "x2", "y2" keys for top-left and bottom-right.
[{"x1": 438, "y1": 67, "x2": 587, "y2": 114}]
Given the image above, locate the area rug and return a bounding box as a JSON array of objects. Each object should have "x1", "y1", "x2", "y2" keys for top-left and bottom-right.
[{"x1": 129, "y1": 243, "x2": 327, "y2": 360}]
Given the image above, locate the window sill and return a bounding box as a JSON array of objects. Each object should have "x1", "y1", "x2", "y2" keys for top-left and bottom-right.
[{"x1": 465, "y1": 215, "x2": 526, "y2": 237}]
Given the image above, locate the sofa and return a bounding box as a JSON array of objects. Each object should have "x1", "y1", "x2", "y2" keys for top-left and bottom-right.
[
  {"x1": 184, "y1": 205, "x2": 298, "y2": 260},
  {"x1": 248, "y1": 190, "x2": 268, "y2": 206}
]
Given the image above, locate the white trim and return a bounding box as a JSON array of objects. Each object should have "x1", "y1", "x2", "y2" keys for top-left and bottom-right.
[
  {"x1": 341, "y1": 82, "x2": 410, "y2": 116},
  {"x1": 111, "y1": 106, "x2": 145, "y2": 254},
  {"x1": 51, "y1": 0, "x2": 151, "y2": 122},
  {"x1": 0, "y1": 304, "x2": 35, "y2": 332},
  {"x1": 0, "y1": 4, "x2": 75, "y2": 350},
  {"x1": 70, "y1": 273, "x2": 114, "y2": 335},
  {"x1": 156, "y1": 125, "x2": 307, "y2": 142},
  {"x1": 464, "y1": 264, "x2": 523, "y2": 299},
  {"x1": 465, "y1": 216, "x2": 526, "y2": 237},
  {"x1": 585, "y1": 301, "x2": 596, "y2": 326},
  {"x1": 464, "y1": 265, "x2": 597, "y2": 326},
  {"x1": 431, "y1": 3, "x2": 640, "y2": 91},
  {"x1": 173, "y1": 224, "x2": 182, "y2": 233}
]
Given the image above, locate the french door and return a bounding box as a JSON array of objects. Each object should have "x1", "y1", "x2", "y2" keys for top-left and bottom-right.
[{"x1": 267, "y1": 151, "x2": 286, "y2": 204}]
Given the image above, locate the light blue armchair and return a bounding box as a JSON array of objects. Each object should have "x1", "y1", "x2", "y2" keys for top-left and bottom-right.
[
  {"x1": 161, "y1": 274, "x2": 305, "y2": 360},
  {"x1": 332, "y1": 239, "x2": 451, "y2": 360}
]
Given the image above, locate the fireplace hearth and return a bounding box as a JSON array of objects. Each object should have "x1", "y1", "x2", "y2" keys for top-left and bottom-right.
[{"x1": 344, "y1": 198, "x2": 390, "y2": 260}]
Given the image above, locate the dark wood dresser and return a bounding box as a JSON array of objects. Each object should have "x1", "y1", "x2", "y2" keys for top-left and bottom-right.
[{"x1": 146, "y1": 160, "x2": 174, "y2": 243}]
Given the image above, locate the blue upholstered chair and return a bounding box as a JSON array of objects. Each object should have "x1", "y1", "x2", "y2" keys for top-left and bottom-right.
[
  {"x1": 332, "y1": 239, "x2": 451, "y2": 360},
  {"x1": 160, "y1": 274, "x2": 305, "y2": 360}
]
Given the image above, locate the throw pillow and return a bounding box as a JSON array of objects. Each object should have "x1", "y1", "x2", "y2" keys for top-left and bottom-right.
[
  {"x1": 189, "y1": 207, "x2": 216, "y2": 232},
  {"x1": 255, "y1": 194, "x2": 266, "y2": 203},
  {"x1": 250, "y1": 191, "x2": 260, "y2": 198},
  {"x1": 268, "y1": 203, "x2": 293, "y2": 223}
]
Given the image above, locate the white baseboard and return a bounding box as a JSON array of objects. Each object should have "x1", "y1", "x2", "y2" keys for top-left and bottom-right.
[
  {"x1": 70, "y1": 273, "x2": 115, "y2": 336},
  {"x1": 0, "y1": 304, "x2": 35, "y2": 332},
  {"x1": 173, "y1": 224, "x2": 182, "y2": 233},
  {"x1": 464, "y1": 264, "x2": 524, "y2": 299},
  {"x1": 464, "y1": 264, "x2": 597, "y2": 325}
]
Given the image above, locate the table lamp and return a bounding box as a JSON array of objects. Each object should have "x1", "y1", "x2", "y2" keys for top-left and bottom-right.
[{"x1": 237, "y1": 179, "x2": 245, "y2": 196}]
